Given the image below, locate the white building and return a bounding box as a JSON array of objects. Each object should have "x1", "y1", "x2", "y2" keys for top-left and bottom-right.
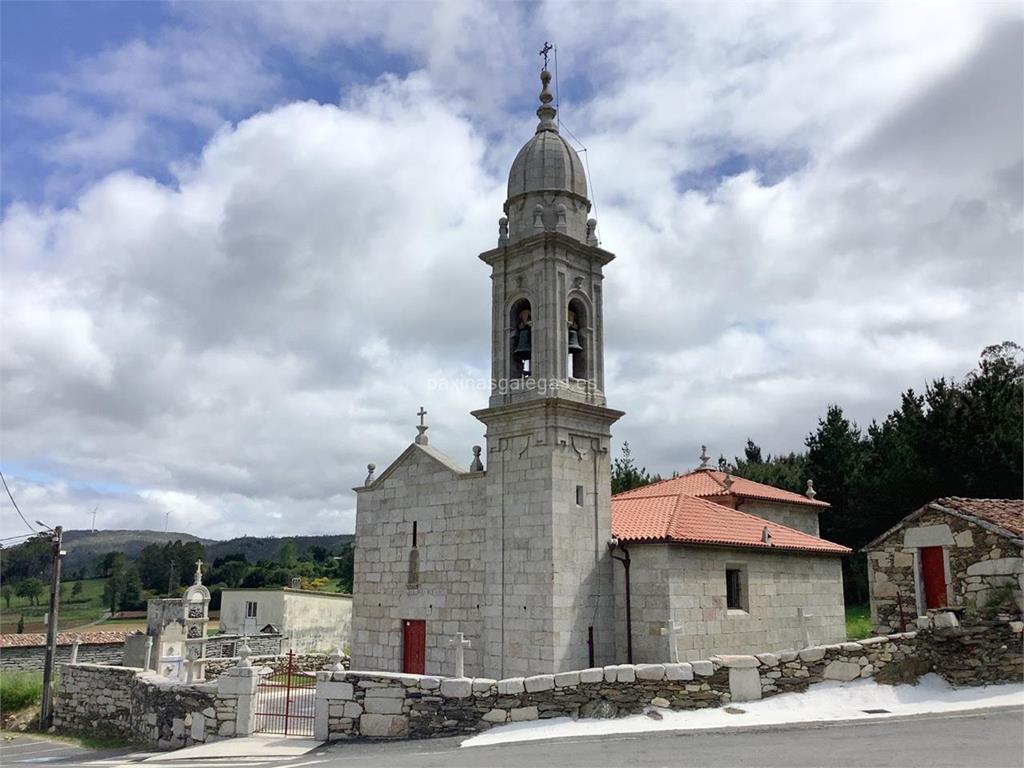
[
  {"x1": 350, "y1": 65, "x2": 849, "y2": 679},
  {"x1": 219, "y1": 587, "x2": 352, "y2": 654}
]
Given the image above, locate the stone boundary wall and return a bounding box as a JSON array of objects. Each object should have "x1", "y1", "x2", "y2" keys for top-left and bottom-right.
[
  {"x1": 0, "y1": 642, "x2": 125, "y2": 671},
  {"x1": 317, "y1": 622, "x2": 1023, "y2": 742},
  {"x1": 54, "y1": 663, "x2": 234, "y2": 750},
  {"x1": 204, "y1": 652, "x2": 345, "y2": 680}
]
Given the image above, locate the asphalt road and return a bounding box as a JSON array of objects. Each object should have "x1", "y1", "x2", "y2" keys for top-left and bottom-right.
[
  {"x1": 308, "y1": 707, "x2": 1024, "y2": 768},
  {"x1": 7, "y1": 706, "x2": 1022, "y2": 767}
]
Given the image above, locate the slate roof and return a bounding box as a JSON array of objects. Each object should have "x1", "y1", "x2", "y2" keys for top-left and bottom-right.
[
  {"x1": 0, "y1": 630, "x2": 130, "y2": 648},
  {"x1": 611, "y1": 491, "x2": 850, "y2": 555},
  {"x1": 614, "y1": 468, "x2": 830, "y2": 509}
]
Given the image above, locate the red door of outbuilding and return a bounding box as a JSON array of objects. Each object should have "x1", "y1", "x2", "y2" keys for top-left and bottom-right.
[
  {"x1": 402, "y1": 619, "x2": 426, "y2": 674},
  {"x1": 920, "y1": 546, "x2": 947, "y2": 609}
]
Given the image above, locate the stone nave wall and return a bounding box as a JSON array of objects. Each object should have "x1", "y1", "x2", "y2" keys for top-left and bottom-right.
[{"x1": 316, "y1": 621, "x2": 1023, "y2": 742}]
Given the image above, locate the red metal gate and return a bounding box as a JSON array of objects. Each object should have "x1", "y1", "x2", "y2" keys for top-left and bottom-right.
[{"x1": 254, "y1": 650, "x2": 316, "y2": 736}]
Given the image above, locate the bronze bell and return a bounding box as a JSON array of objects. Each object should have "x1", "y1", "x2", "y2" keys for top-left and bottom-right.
[
  {"x1": 567, "y1": 328, "x2": 583, "y2": 354},
  {"x1": 513, "y1": 328, "x2": 532, "y2": 360}
]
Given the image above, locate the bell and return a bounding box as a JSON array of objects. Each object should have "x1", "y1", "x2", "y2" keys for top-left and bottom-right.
[
  {"x1": 567, "y1": 328, "x2": 583, "y2": 354},
  {"x1": 513, "y1": 328, "x2": 532, "y2": 361}
]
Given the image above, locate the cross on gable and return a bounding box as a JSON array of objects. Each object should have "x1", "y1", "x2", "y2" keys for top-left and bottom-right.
[{"x1": 417, "y1": 406, "x2": 428, "y2": 426}]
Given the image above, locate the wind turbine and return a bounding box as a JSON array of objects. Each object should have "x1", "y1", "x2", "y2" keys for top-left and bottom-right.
[{"x1": 90, "y1": 506, "x2": 99, "y2": 532}]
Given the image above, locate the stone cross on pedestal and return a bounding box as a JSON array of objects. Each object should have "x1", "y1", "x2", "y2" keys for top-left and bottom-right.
[
  {"x1": 415, "y1": 406, "x2": 429, "y2": 445},
  {"x1": 659, "y1": 621, "x2": 685, "y2": 663},
  {"x1": 448, "y1": 632, "x2": 471, "y2": 678},
  {"x1": 194, "y1": 559, "x2": 204, "y2": 585}
]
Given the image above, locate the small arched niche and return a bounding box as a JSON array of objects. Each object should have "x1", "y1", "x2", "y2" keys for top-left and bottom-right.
[
  {"x1": 567, "y1": 297, "x2": 588, "y2": 380},
  {"x1": 510, "y1": 298, "x2": 532, "y2": 378}
]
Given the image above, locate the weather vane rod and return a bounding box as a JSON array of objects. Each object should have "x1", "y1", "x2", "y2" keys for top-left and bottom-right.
[{"x1": 539, "y1": 41, "x2": 553, "y2": 71}]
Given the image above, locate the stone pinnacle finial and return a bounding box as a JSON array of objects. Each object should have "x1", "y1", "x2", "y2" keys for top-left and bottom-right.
[
  {"x1": 699, "y1": 445, "x2": 710, "y2": 469},
  {"x1": 723, "y1": 472, "x2": 734, "y2": 490},
  {"x1": 805, "y1": 479, "x2": 816, "y2": 500},
  {"x1": 762, "y1": 526, "x2": 773, "y2": 546},
  {"x1": 365, "y1": 463, "x2": 376, "y2": 485},
  {"x1": 470, "y1": 445, "x2": 484, "y2": 472},
  {"x1": 415, "y1": 406, "x2": 429, "y2": 445},
  {"x1": 536, "y1": 69, "x2": 558, "y2": 133}
]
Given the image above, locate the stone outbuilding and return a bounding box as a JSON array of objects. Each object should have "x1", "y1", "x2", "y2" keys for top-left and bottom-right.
[{"x1": 864, "y1": 497, "x2": 1023, "y2": 634}]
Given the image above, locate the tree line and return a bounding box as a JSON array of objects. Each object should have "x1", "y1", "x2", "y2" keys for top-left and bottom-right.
[
  {"x1": 1, "y1": 534, "x2": 355, "y2": 629},
  {"x1": 612, "y1": 342, "x2": 1023, "y2": 603}
]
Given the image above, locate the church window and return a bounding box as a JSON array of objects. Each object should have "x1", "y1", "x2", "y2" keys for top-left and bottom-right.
[
  {"x1": 575, "y1": 484, "x2": 585, "y2": 506},
  {"x1": 510, "y1": 299, "x2": 532, "y2": 377},
  {"x1": 407, "y1": 520, "x2": 420, "y2": 588},
  {"x1": 567, "y1": 299, "x2": 586, "y2": 379},
  {"x1": 726, "y1": 566, "x2": 748, "y2": 611},
  {"x1": 245, "y1": 601, "x2": 257, "y2": 619}
]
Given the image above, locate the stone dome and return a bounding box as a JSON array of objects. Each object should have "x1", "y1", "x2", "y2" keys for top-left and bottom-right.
[{"x1": 506, "y1": 70, "x2": 588, "y2": 203}]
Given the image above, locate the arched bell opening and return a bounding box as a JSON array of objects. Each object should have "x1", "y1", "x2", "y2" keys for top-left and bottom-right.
[
  {"x1": 567, "y1": 298, "x2": 588, "y2": 380},
  {"x1": 510, "y1": 298, "x2": 533, "y2": 378}
]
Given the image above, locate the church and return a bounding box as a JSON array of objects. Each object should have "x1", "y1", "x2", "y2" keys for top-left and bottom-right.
[{"x1": 350, "y1": 64, "x2": 850, "y2": 679}]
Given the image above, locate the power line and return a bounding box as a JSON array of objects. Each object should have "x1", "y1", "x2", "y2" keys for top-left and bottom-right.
[
  {"x1": 0, "y1": 468, "x2": 38, "y2": 534},
  {"x1": 0, "y1": 531, "x2": 39, "y2": 544}
]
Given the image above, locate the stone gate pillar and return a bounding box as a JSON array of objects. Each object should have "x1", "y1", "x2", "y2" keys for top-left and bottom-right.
[{"x1": 216, "y1": 643, "x2": 260, "y2": 737}]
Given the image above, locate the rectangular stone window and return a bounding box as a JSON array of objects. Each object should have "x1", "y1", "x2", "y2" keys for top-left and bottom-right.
[
  {"x1": 726, "y1": 566, "x2": 748, "y2": 611},
  {"x1": 576, "y1": 484, "x2": 585, "y2": 506},
  {"x1": 245, "y1": 600, "x2": 257, "y2": 619}
]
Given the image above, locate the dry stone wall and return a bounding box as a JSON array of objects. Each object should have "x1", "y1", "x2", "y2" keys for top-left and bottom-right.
[
  {"x1": 204, "y1": 652, "x2": 342, "y2": 680},
  {"x1": 317, "y1": 621, "x2": 1022, "y2": 743},
  {"x1": 0, "y1": 641, "x2": 124, "y2": 671},
  {"x1": 54, "y1": 663, "x2": 234, "y2": 749}
]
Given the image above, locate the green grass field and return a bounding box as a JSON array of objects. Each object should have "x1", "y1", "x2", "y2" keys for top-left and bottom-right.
[
  {"x1": 1, "y1": 577, "x2": 110, "y2": 634},
  {"x1": 0, "y1": 671, "x2": 43, "y2": 712},
  {"x1": 846, "y1": 603, "x2": 872, "y2": 640}
]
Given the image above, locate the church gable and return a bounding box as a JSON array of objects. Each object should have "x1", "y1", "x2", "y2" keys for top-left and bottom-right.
[{"x1": 359, "y1": 442, "x2": 475, "y2": 493}]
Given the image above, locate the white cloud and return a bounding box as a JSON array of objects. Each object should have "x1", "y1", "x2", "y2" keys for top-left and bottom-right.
[{"x1": 1, "y1": 3, "x2": 1020, "y2": 538}]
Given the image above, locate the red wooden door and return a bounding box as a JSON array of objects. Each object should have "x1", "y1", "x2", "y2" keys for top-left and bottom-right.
[
  {"x1": 920, "y1": 546, "x2": 947, "y2": 609},
  {"x1": 402, "y1": 619, "x2": 426, "y2": 674}
]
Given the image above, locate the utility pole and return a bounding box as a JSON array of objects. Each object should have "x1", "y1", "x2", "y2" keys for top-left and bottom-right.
[{"x1": 40, "y1": 524, "x2": 64, "y2": 729}]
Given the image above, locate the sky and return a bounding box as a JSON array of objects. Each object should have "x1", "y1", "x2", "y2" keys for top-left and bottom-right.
[{"x1": 1, "y1": 1, "x2": 1021, "y2": 541}]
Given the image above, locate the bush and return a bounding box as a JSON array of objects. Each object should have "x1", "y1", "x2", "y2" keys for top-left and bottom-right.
[{"x1": 0, "y1": 671, "x2": 43, "y2": 712}]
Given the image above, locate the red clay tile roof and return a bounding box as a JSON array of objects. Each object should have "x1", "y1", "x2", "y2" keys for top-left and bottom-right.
[
  {"x1": 614, "y1": 468, "x2": 830, "y2": 509},
  {"x1": 611, "y1": 491, "x2": 850, "y2": 554},
  {"x1": 0, "y1": 630, "x2": 130, "y2": 648},
  {"x1": 933, "y1": 497, "x2": 1023, "y2": 536}
]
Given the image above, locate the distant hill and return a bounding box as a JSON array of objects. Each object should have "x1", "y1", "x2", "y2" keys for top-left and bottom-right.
[
  {"x1": 3, "y1": 528, "x2": 355, "y2": 579},
  {"x1": 60, "y1": 529, "x2": 214, "y2": 575},
  {"x1": 205, "y1": 534, "x2": 354, "y2": 564}
]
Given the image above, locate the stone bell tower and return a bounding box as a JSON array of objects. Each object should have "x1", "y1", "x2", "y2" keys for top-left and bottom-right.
[{"x1": 473, "y1": 65, "x2": 624, "y2": 677}]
